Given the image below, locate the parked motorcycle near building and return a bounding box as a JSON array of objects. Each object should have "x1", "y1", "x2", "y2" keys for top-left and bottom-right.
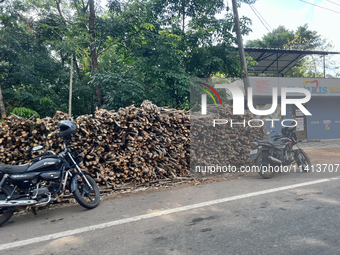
[
  {"x1": 0, "y1": 120, "x2": 100, "y2": 227},
  {"x1": 250, "y1": 126, "x2": 311, "y2": 179}
]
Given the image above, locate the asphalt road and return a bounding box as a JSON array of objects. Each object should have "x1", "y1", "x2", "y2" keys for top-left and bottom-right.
[{"x1": 1, "y1": 171, "x2": 340, "y2": 255}]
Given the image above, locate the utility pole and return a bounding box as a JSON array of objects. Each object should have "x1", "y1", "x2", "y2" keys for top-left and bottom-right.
[
  {"x1": 68, "y1": 56, "x2": 73, "y2": 117},
  {"x1": 231, "y1": 0, "x2": 250, "y2": 91},
  {"x1": 0, "y1": 84, "x2": 6, "y2": 119}
]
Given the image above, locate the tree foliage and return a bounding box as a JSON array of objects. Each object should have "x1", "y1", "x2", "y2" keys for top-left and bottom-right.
[
  {"x1": 245, "y1": 24, "x2": 337, "y2": 78},
  {"x1": 0, "y1": 0, "x2": 253, "y2": 117}
]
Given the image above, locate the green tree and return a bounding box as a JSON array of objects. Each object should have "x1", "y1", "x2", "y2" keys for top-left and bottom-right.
[
  {"x1": 1, "y1": 0, "x2": 255, "y2": 116},
  {"x1": 0, "y1": 1, "x2": 64, "y2": 117},
  {"x1": 245, "y1": 24, "x2": 334, "y2": 78},
  {"x1": 121, "y1": 0, "x2": 252, "y2": 108},
  {"x1": 246, "y1": 25, "x2": 294, "y2": 49},
  {"x1": 284, "y1": 24, "x2": 321, "y2": 50}
]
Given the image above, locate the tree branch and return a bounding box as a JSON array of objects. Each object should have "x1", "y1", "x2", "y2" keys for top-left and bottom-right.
[
  {"x1": 82, "y1": 0, "x2": 89, "y2": 12},
  {"x1": 97, "y1": 30, "x2": 140, "y2": 57},
  {"x1": 73, "y1": 53, "x2": 83, "y2": 80},
  {"x1": 55, "y1": 0, "x2": 67, "y2": 26},
  {"x1": 73, "y1": 0, "x2": 81, "y2": 13},
  {"x1": 97, "y1": 41, "x2": 118, "y2": 56}
]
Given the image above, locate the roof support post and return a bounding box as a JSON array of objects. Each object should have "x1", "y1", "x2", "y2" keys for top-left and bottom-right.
[
  {"x1": 323, "y1": 55, "x2": 326, "y2": 78},
  {"x1": 276, "y1": 52, "x2": 279, "y2": 77}
]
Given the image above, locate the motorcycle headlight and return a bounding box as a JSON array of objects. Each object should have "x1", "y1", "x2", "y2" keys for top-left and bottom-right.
[{"x1": 250, "y1": 142, "x2": 258, "y2": 149}]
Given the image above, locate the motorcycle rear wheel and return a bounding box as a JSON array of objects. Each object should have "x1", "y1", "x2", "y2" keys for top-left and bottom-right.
[
  {"x1": 0, "y1": 185, "x2": 15, "y2": 227},
  {"x1": 73, "y1": 174, "x2": 100, "y2": 209},
  {"x1": 256, "y1": 152, "x2": 276, "y2": 179}
]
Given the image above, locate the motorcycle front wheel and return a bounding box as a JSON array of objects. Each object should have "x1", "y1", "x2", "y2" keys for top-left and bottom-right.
[
  {"x1": 0, "y1": 185, "x2": 15, "y2": 227},
  {"x1": 256, "y1": 151, "x2": 276, "y2": 179},
  {"x1": 73, "y1": 174, "x2": 100, "y2": 209},
  {"x1": 297, "y1": 149, "x2": 311, "y2": 172}
]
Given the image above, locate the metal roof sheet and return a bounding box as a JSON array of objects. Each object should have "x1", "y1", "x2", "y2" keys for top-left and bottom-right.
[{"x1": 237, "y1": 48, "x2": 340, "y2": 75}]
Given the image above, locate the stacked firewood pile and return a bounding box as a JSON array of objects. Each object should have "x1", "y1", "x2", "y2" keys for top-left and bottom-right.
[
  {"x1": 0, "y1": 101, "x2": 268, "y2": 187},
  {"x1": 190, "y1": 104, "x2": 267, "y2": 176},
  {"x1": 0, "y1": 101, "x2": 190, "y2": 187}
]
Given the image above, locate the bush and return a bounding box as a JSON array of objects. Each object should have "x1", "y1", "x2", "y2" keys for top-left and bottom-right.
[{"x1": 11, "y1": 107, "x2": 40, "y2": 119}]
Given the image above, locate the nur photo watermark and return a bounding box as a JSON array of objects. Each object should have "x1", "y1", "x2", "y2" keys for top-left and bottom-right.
[{"x1": 190, "y1": 77, "x2": 338, "y2": 180}]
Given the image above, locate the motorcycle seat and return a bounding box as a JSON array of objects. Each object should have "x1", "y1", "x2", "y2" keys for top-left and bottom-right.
[
  {"x1": 256, "y1": 140, "x2": 274, "y2": 145},
  {"x1": 0, "y1": 164, "x2": 30, "y2": 174},
  {"x1": 256, "y1": 140, "x2": 282, "y2": 147}
]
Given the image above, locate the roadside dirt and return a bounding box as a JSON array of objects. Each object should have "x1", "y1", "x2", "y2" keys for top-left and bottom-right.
[{"x1": 302, "y1": 147, "x2": 340, "y2": 165}]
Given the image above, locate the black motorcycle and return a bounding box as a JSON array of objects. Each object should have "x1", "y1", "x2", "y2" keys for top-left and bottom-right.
[
  {"x1": 250, "y1": 126, "x2": 311, "y2": 179},
  {"x1": 0, "y1": 120, "x2": 100, "y2": 227}
]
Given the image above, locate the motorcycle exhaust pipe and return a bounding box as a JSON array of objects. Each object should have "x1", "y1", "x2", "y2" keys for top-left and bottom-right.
[
  {"x1": 0, "y1": 200, "x2": 38, "y2": 207},
  {"x1": 268, "y1": 156, "x2": 282, "y2": 164},
  {"x1": 0, "y1": 194, "x2": 54, "y2": 208},
  {"x1": 34, "y1": 195, "x2": 53, "y2": 207}
]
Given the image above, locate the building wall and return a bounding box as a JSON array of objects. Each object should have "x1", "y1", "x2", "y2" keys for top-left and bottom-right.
[
  {"x1": 249, "y1": 76, "x2": 340, "y2": 140},
  {"x1": 306, "y1": 97, "x2": 340, "y2": 140},
  {"x1": 252, "y1": 98, "x2": 293, "y2": 140}
]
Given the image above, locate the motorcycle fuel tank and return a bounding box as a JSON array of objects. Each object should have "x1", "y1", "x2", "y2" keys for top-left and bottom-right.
[{"x1": 27, "y1": 157, "x2": 62, "y2": 173}]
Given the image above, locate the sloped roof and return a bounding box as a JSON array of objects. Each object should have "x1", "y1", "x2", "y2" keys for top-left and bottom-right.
[{"x1": 239, "y1": 48, "x2": 340, "y2": 75}]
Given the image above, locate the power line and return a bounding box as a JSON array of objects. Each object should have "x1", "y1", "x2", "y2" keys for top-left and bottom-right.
[
  {"x1": 249, "y1": 4, "x2": 270, "y2": 32},
  {"x1": 248, "y1": 3, "x2": 271, "y2": 32},
  {"x1": 325, "y1": 0, "x2": 340, "y2": 8},
  {"x1": 299, "y1": 0, "x2": 340, "y2": 14},
  {"x1": 251, "y1": 3, "x2": 272, "y2": 30}
]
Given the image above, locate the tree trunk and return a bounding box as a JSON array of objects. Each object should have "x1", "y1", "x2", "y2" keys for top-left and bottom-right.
[
  {"x1": 69, "y1": 56, "x2": 73, "y2": 117},
  {"x1": 0, "y1": 83, "x2": 6, "y2": 118},
  {"x1": 73, "y1": 53, "x2": 83, "y2": 81},
  {"x1": 182, "y1": 0, "x2": 185, "y2": 32},
  {"x1": 88, "y1": 0, "x2": 104, "y2": 108}
]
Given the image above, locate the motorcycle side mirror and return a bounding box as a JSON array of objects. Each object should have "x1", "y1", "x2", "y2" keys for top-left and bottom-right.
[{"x1": 32, "y1": 145, "x2": 43, "y2": 151}]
